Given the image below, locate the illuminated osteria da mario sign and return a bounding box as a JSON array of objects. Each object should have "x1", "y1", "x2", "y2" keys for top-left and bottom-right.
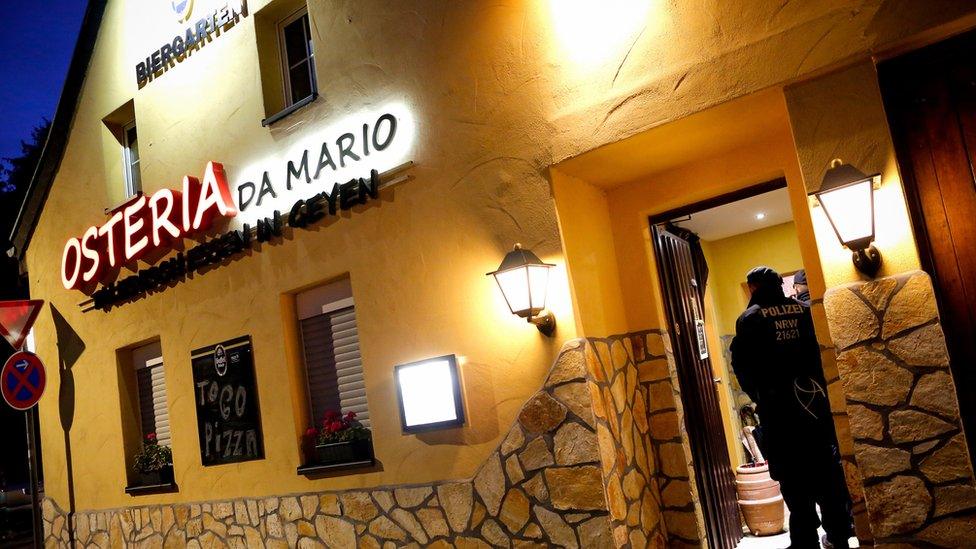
[{"x1": 60, "y1": 106, "x2": 413, "y2": 310}]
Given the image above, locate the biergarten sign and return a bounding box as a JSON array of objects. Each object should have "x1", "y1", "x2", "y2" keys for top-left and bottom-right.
[{"x1": 136, "y1": 0, "x2": 249, "y2": 88}]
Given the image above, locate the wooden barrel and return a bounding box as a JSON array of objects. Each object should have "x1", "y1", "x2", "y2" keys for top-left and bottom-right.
[{"x1": 735, "y1": 462, "x2": 785, "y2": 536}]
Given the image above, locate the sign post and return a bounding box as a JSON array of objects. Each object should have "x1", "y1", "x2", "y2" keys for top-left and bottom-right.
[
  {"x1": 25, "y1": 405, "x2": 42, "y2": 549},
  {"x1": 0, "y1": 299, "x2": 45, "y2": 549}
]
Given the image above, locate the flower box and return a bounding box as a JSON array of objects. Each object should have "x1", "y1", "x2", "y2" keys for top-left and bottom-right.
[
  {"x1": 313, "y1": 439, "x2": 374, "y2": 467},
  {"x1": 133, "y1": 464, "x2": 174, "y2": 487}
]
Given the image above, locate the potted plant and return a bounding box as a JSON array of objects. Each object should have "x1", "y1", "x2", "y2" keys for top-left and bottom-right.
[
  {"x1": 132, "y1": 433, "x2": 174, "y2": 486},
  {"x1": 304, "y1": 410, "x2": 373, "y2": 466}
]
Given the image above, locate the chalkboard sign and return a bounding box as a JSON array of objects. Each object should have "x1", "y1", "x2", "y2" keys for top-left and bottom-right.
[{"x1": 191, "y1": 336, "x2": 264, "y2": 465}]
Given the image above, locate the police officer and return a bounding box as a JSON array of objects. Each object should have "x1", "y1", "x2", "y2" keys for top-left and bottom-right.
[
  {"x1": 731, "y1": 266, "x2": 852, "y2": 549},
  {"x1": 794, "y1": 269, "x2": 811, "y2": 304}
]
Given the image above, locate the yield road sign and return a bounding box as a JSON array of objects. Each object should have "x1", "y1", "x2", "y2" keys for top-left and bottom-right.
[
  {"x1": 1, "y1": 351, "x2": 46, "y2": 410},
  {"x1": 0, "y1": 300, "x2": 44, "y2": 351}
]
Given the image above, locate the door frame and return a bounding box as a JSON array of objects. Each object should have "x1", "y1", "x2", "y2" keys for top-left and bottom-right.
[
  {"x1": 648, "y1": 177, "x2": 787, "y2": 226},
  {"x1": 648, "y1": 176, "x2": 790, "y2": 549},
  {"x1": 650, "y1": 224, "x2": 742, "y2": 549}
]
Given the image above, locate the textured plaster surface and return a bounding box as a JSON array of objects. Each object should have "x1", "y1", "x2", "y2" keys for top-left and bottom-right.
[{"x1": 25, "y1": 0, "x2": 976, "y2": 525}]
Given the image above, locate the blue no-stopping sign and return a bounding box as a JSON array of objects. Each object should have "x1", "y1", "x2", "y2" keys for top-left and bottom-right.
[{"x1": 2, "y1": 351, "x2": 46, "y2": 411}]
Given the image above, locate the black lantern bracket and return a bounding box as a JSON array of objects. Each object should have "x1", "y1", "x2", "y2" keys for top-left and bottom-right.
[
  {"x1": 528, "y1": 310, "x2": 556, "y2": 337},
  {"x1": 852, "y1": 245, "x2": 882, "y2": 277}
]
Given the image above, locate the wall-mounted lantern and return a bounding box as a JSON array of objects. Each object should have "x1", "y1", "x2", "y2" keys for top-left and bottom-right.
[
  {"x1": 487, "y1": 244, "x2": 556, "y2": 336},
  {"x1": 395, "y1": 355, "x2": 465, "y2": 432},
  {"x1": 812, "y1": 159, "x2": 882, "y2": 277}
]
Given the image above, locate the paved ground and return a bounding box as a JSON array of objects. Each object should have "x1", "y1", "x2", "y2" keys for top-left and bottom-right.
[{"x1": 734, "y1": 503, "x2": 859, "y2": 549}]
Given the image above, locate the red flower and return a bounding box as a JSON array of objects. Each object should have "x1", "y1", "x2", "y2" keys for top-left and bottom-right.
[
  {"x1": 146, "y1": 432, "x2": 157, "y2": 441},
  {"x1": 345, "y1": 411, "x2": 357, "y2": 421},
  {"x1": 305, "y1": 427, "x2": 318, "y2": 437},
  {"x1": 329, "y1": 421, "x2": 343, "y2": 433},
  {"x1": 323, "y1": 409, "x2": 340, "y2": 422}
]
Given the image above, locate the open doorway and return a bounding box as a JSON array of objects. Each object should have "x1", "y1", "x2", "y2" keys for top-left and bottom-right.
[
  {"x1": 651, "y1": 181, "x2": 859, "y2": 549},
  {"x1": 552, "y1": 86, "x2": 868, "y2": 547}
]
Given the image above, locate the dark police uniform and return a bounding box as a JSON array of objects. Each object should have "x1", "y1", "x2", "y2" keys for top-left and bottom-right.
[{"x1": 731, "y1": 268, "x2": 852, "y2": 549}]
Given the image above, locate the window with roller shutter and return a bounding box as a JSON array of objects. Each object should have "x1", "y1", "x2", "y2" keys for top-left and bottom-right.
[
  {"x1": 133, "y1": 343, "x2": 171, "y2": 447},
  {"x1": 297, "y1": 280, "x2": 371, "y2": 428}
]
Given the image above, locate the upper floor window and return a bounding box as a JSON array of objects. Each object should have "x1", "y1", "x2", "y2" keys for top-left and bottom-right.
[
  {"x1": 278, "y1": 8, "x2": 317, "y2": 107},
  {"x1": 122, "y1": 121, "x2": 142, "y2": 197}
]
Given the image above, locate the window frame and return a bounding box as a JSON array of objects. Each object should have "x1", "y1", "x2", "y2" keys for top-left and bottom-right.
[
  {"x1": 121, "y1": 120, "x2": 141, "y2": 198},
  {"x1": 276, "y1": 6, "x2": 317, "y2": 108}
]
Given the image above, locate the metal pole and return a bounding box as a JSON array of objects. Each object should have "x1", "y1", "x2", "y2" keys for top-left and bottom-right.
[{"x1": 26, "y1": 406, "x2": 42, "y2": 548}]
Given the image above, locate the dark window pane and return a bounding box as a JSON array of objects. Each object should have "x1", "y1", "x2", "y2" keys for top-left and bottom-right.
[
  {"x1": 130, "y1": 166, "x2": 142, "y2": 194},
  {"x1": 289, "y1": 61, "x2": 313, "y2": 103},
  {"x1": 284, "y1": 15, "x2": 309, "y2": 68},
  {"x1": 303, "y1": 15, "x2": 313, "y2": 59},
  {"x1": 136, "y1": 367, "x2": 155, "y2": 438},
  {"x1": 126, "y1": 126, "x2": 140, "y2": 163},
  {"x1": 300, "y1": 314, "x2": 342, "y2": 425}
]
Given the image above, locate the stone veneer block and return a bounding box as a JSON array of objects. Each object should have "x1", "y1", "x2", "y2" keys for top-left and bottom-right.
[
  {"x1": 881, "y1": 273, "x2": 939, "y2": 339},
  {"x1": 887, "y1": 323, "x2": 950, "y2": 367},
  {"x1": 865, "y1": 476, "x2": 931, "y2": 537},
  {"x1": 919, "y1": 435, "x2": 972, "y2": 484},
  {"x1": 518, "y1": 392, "x2": 568, "y2": 435},
  {"x1": 888, "y1": 410, "x2": 955, "y2": 444},
  {"x1": 910, "y1": 371, "x2": 959, "y2": 418},
  {"x1": 835, "y1": 346, "x2": 912, "y2": 406},
  {"x1": 852, "y1": 444, "x2": 910, "y2": 479},
  {"x1": 823, "y1": 288, "x2": 879, "y2": 349}
]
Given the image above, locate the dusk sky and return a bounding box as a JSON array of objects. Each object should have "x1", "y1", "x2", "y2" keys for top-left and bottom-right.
[{"x1": 0, "y1": 1, "x2": 87, "y2": 164}]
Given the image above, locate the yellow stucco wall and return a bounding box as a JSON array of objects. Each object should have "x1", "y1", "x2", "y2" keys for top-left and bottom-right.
[
  {"x1": 703, "y1": 222, "x2": 805, "y2": 336},
  {"x1": 550, "y1": 170, "x2": 630, "y2": 338},
  {"x1": 25, "y1": 0, "x2": 976, "y2": 516},
  {"x1": 602, "y1": 120, "x2": 818, "y2": 333},
  {"x1": 785, "y1": 60, "x2": 922, "y2": 287}
]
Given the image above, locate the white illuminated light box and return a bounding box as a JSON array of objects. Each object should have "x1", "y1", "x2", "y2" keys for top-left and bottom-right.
[{"x1": 395, "y1": 355, "x2": 465, "y2": 432}]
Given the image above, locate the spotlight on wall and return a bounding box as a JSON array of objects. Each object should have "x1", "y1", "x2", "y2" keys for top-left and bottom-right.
[
  {"x1": 395, "y1": 355, "x2": 465, "y2": 432},
  {"x1": 487, "y1": 244, "x2": 556, "y2": 336},
  {"x1": 812, "y1": 159, "x2": 882, "y2": 277}
]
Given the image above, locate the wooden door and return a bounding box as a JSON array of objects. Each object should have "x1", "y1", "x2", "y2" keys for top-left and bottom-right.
[
  {"x1": 880, "y1": 32, "x2": 976, "y2": 463},
  {"x1": 653, "y1": 225, "x2": 742, "y2": 549}
]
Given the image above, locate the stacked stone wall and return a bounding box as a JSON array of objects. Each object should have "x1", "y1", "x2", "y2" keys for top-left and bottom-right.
[
  {"x1": 810, "y1": 306, "x2": 872, "y2": 541},
  {"x1": 43, "y1": 341, "x2": 615, "y2": 548},
  {"x1": 824, "y1": 271, "x2": 976, "y2": 546},
  {"x1": 632, "y1": 331, "x2": 707, "y2": 547},
  {"x1": 583, "y1": 331, "x2": 679, "y2": 548}
]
